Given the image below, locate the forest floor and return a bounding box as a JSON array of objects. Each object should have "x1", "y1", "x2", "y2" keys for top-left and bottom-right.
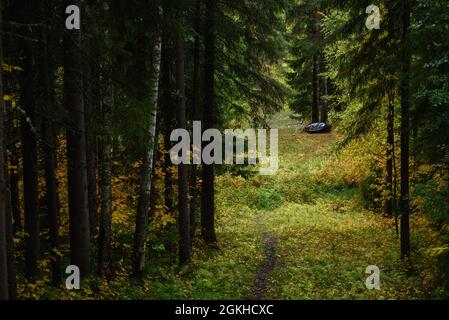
[
  {"x1": 34, "y1": 116, "x2": 446, "y2": 300},
  {"x1": 135, "y1": 126, "x2": 446, "y2": 300}
]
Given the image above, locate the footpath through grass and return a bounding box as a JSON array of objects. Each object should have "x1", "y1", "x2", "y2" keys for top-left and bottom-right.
[
  {"x1": 152, "y1": 128, "x2": 445, "y2": 300},
  {"x1": 38, "y1": 127, "x2": 445, "y2": 300}
]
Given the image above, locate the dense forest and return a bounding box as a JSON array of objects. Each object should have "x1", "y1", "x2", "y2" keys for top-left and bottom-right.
[{"x1": 0, "y1": 0, "x2": 448, "y2": 300}]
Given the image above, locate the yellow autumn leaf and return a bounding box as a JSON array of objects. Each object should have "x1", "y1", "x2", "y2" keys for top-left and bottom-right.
[{"x1": 1, "y1": 63, "x2": 23, "y2": 73}]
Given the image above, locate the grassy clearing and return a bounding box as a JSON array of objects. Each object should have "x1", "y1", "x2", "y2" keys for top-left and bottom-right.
[
  {"x1": 200, "y1": 129, "x2": 444, "y2": 300},
  {"x1": 24, "y1": 128, "x2": 446, "y2": 300},
  {"x1": 140, "y1": 128, "x2": 446, "y2": 300}
]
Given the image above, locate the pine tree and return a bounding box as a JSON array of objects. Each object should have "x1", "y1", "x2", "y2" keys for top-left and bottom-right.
[
  {"x1": 0, "y1": 0, "x2": 10, "y2": 300},
  {"x1": 201, "y1": 0, "x2": 218, "y2": 244},
  {"x1": 64, "y1": 0, "x2": 91, "y2": 276},
  {"x1": 399, "y1": 0, "x2": 411, "y2": 259}
]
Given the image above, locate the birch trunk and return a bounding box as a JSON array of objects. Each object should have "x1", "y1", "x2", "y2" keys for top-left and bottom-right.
[{"x1": 133, "y1": 16, "x2": 163, "y2": 276}]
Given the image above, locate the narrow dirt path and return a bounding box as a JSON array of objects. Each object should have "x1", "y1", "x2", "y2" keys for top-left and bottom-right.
[{"x1": 250, "y1": 213, "x2": 278, "y2": 300}]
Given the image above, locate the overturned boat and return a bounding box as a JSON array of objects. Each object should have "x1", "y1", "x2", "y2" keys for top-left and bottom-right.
[{"x1": 304, "y1": 122, "x2": 331, "y2": 133}]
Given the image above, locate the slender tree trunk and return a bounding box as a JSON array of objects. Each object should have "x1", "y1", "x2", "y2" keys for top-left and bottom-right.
[
  {"x1": 4, "y1": 162, "x2": 17, "y2": 299},
  {"x1": 85, "y1": 70, "x2": 98, "y2": 239},
  {"x1": 164, "y1": 134, "x2": 175, "y2": 214},
  {"x1": 42, "y1": 120, "x2": 62, "y2": 285},
  {"x1": 84, "y1": 43, "x2": 98, "y2": 239},
  {"x1": 7, "y1": 103, "x2": 20, "y2": 235},
  {"x1": 39, "y1": 2, "x2": 62, "y2": 285},
  {"x1": 189, "y1": 165, "x2": 197, "y2": 241},
  {"x1": 20, "y1": 9, "x2": 40, "y2": 280},
  {"x1": 385, "y1": 103, "x2": 394, "y2": 216},
  {"x1": 161, "y1": 30, "x2": 175, "y2": 216},
  {"x1": 149, "y1": 124, "x2": 161, "y2": 219},
  {"x1": 133, "y1": 24, "x2": 163, "y2": 277},
  {"x1": 9, "y1": 136, "x2": 22, "y2": 234},
  {"x1": 400, "y1": 0, "x2": 411, "y2": 260},
  {"x1": 98, "y1": 84, "x2": 113, "y2": 278},
  {"x1": 0, "y1": 0, "x2": 10, "y2": 298},
  {"x1": 312, "y1": 55, "x2": 319, "y2": 123},
  {"x1": 190, "y1": 0, "x2": 202, "y2": 242},
  {"x1": 175, "y1": 33, "x2": 191, "y2": 265},
  {"x1": 201, "y1": 0, "x2": 217, "y2": 244},
  {"x1": 311, "y1": 7, "x2": 320, "y2": 123},
  {"x1": 320, "y1": 54, "x2": 328, "y2": 124},
  {"x1": 64, "y1": 0, "x2": 91, "y2": 276}
]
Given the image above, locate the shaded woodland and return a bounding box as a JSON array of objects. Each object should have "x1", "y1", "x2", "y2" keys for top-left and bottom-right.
[{"x1": 0, "y1": 0, "x2": 449, "y2": 300}]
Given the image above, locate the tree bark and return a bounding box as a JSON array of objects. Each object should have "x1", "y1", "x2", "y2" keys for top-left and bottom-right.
[
  {"x1": 201, "y1": 0, "x2": 217, "y2": 244},
  {"x1": 8, "y1": 156, "x2": 20, "y2": 235},
  {"x1": 98, "y1": 84, "x2": 113, "y2": 278},
  {"x1": 175, "y1": 33, "x2": 191, "y2": 265},
  {"x1": 385, "y1": 103, "x2": 394, "y2": 216},
  {"x1": 85, "y1": 66, "x2": 98, "y2": 239},
  {"x1": 161, "y1": 29, "x2": 175, "y2": 216},
  {"x1": 42, "y1": 122, "x2": 62, "y2": 285},
  {"x1": 39, "y1": 0, "x2": 62, "y2": 285},
  {"x1": 4, "y1": 76, "x2": 20, "y2": 237},
  {"x1": 400, "y1": 0, "x2": 411, "y2": 260},
  {"x1": 133, "y1": 21, "x2": 163, "y2": 277},
  {"x1": 0, "y1": 0, "x2": 10, "y2": 299},
  {"x1": 4, "y1": 163, "x2": 17, "y2": 299},
  {"x1": 149, "y1": 124, "x2": 161, "y2": 219},
  {"x1": 311, "y1": 7, "x2": 320, "y2": 123},
  {"x1": 64, "y1": 0, "x2": 91, "y2": 276},
  {"x1": 189, "y1": 0, "x2": 202, "y2": 242},
  {"x1": 320, "y1": 54, "x2": 328, "y2": 124},
  {"x1": 84, "y1": 34, "x2": 98, "y2": 239},
  {"x1": 149, "y1": 120, "x2": 164, "y2": 221},
  {"x1": 20, "y1": 4, "x2": 40, "y2": 280}
]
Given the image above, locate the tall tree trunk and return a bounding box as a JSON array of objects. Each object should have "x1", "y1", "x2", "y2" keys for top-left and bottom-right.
[
  {"x1": 161, "y1": 29, "x2": 175, "y2": 216},
  {"x1": 64, "y1": 0, "x2": 91, "y2": 276},
  {"x1": 85, "y1": 68, "x2": 98, "y2": 239},
  {"x1": 385, "y1": 103, "x2": 394, "y2": 216},
  {"x1": 39, "y1": 1, "x2": 62, "y2": 285},
  {"x1": 98, "y1": 84, "x2": 113, "y2": 278},
  {"x1": 20, "y1": 4, "x2": 40, "y2": 280},
  {"x1": 0, "y1": 0, "x2": 10, "y2": 298},
  {"x1": 133, "y1": 23, "x2": 163, "y2": 277},
  {"x1": 4, "y1": 161, "x2": 17, "y2": 299},
  {"x1": 164, "y1": 134, "x2": 175, "y2": 215},
  {"x1": 320, "y1": 54, "x2": 328, "y2": 124},
  {"x1": 42, "y1": 122, "x2": 62, "y2": 285},
  {"x1": 400, "y1": 0, "x2": 411, "y2": 260},
  {"x1": 311, "y1": 6, "x2": 320, "y2": 123},
  {"x1": 5, "y1": 98, "x2": 22, "y2": 235},
  {"x1": 312, "y1": 55, "x2": 319, "y2": 123},
  {"x1": 84, "y1": 40, "x2": 98, "y2": 239},
  {"x1": 175, "y1": 33, "x2": 191, "y2": 265},
  {"x1": 189, "y1": 0, "x2": 202, "y2": 242},
  {"x1": 9, "y1": 138, "x2": 22, "y2": 234},
  {"x1": 201, "y1": 0, "x2": 217, "y2": 244},
  {"x1": 149, "y1": 123, "x2": 161, "y2": 219}
]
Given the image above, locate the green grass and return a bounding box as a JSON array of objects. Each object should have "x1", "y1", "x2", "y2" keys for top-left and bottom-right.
[
  {"x1": 193, "y1": 129, "x2": 445, "y2": 299},
  {"x1": 25, "y1": 128, "x2": 447, "y2": 300},
  {"x1": 140, "y1": 128, "x2": 446, "y2": 300}
]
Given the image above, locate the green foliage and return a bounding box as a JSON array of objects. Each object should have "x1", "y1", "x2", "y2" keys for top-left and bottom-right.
[
  {"x1": 7, "y1": 0, "x2": 449, "y2": 301},
  {"x1": 253, "y1": 186, "x2": 284, "y2": 211},
  {"x1": 216, "y1": 0, "x2": 290, "y2": 127}
]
